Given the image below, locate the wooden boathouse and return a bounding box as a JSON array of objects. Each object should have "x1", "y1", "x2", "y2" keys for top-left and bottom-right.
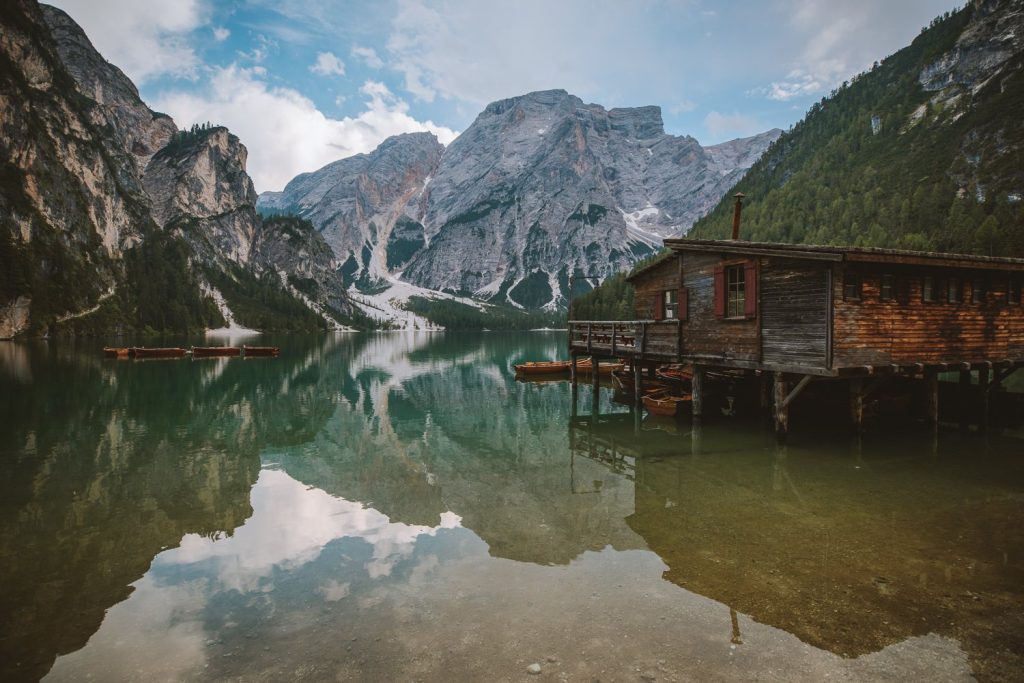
[{"x1": 568, "y1": 238, "x2": 1024, "y2": 437}]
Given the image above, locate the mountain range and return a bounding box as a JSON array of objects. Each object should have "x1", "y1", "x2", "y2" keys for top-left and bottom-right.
[{"x1": 259, "y1": 91, "x2": 779, "y2": 311}]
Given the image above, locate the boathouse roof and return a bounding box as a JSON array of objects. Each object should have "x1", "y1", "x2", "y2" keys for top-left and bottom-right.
[{"x1": 622, "y1": 239, "x2": 1024, "y2": 277}]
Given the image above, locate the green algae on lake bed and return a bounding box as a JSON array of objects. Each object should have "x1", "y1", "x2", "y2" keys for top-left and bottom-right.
[{"x1": 0, "y1": 332, "x2": 1022, "y2": 681}]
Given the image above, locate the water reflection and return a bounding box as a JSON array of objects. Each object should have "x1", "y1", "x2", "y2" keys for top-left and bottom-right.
[{"x1": 0, "y1": 332, "x2": 1021, "y2": 681}]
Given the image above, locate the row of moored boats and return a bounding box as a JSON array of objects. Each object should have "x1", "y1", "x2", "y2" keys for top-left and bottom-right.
[
  {"x1": 103, "y1": 345, "x2": 280, "y2": 359},
  {"x1": 513, "y1": 358, "x2": 695, "y2": 418}
]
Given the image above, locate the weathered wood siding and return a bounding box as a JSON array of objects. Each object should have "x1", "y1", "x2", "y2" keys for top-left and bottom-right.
[
  {"x1": 760, "y1": 259, "x2": 828, "y2": 368},
  {"x1": 632, "y1": 257, "x2": 681, "y2": 319},
  {"x1": 832, "y1": 266, "x2": 1024, "y2": 366},
  {"x1": 680, "y1": 252, "x2": 760, "y2": 362}
]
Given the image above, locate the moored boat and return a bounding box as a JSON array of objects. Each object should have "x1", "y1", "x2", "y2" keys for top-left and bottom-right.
[
  {"x1": 514, "y1": 360, "x2": 572, "y2": 376},
  {"x1": 576, "y1": 358, "x2": 624, "y2": 375},
  {"x1": 129, "y1": 347, "x2": 188, "y2": 359},
  {"x1": 656, "y1": 365, "x2": 694, "y2": 388},
  {"x1": 243, "y1": 345, "x2": 280, "y2": 358},
  {"x1": 192, "y1": 346, "x2": 242, "y2": 358},
  {"x1": 642, "y1": 390, "x2": 693, "y2": 418},
  {"x1": 611, "y1": 368, "x2": 668, "y2": 396},
  {"x1": 103, "y1": 347, "x2": 129, "y2": 358}
]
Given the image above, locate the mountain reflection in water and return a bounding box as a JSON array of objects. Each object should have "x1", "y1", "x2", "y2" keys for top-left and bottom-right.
[{"x1": 0, "y1": 332, "x2": 1021, "y2": 681}]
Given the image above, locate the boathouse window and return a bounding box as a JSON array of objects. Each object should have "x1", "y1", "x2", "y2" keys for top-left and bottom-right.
[
  {"x1": 972, "y1": 279, "x2": 986, "y2": 304},
  {"x1": 1010, "y1": 279, "x2": 1021, "y2": 305},
  {"x1": 948, "y1": 277, "x2": 962, "y2": 303},
  {"x1": 714, "y1": 261, "x2": 756, "y2": 319},
  {"x1": 922, "y1": 276, "x2": 936, "y2": 303},
  {"x1": 726, "y1": 265, "x2": 745, "y2": 318},
  {"x1": 843, "y1": 273, "x2": 861, "y2": 301},
  {"x1": 880, "y1": 274, "x2": 895, "y2": 301},
  {"x1": 663, "y1": 290, "x2": 678, "y2": 319}
]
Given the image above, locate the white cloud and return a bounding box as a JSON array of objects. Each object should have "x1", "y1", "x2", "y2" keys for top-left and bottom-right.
[
  {"x1": 384, "y1": 0, "x2": 696, "y2": 106},
  {"x1": 351, "y1": 45, "x2": 384, "y2": 69},
  {"x1": 669, "y1": 99, "x2": 697, "y2": 114},
  {"x1": 48, "y1": 0, "x2": 206, "y2": 83},
  {"x1": 153, "y1": 67, "x2": 458, "y2": 192},
  {"x1": 311, "y1": 51, "x2": 346, "y2": 77},
  {"x1": 750, "y1": 0, "x2": 961, "y2": 101},
  {"x1": 213, "y1": 26, "x2": 230, "y2": 41},
  {"x1": 704, "y1": 111, "x2": 763, "y2": 140}
]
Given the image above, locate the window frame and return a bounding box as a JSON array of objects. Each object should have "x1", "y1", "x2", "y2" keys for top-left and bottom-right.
[
  {"x1": 663, "y1": 289, "x2": 678, "y2": 320},
  {"x1": 1009, "y1": 279, "x2": 1021, "y2": 306},
  {"x1": 880, "y1": 274, "x2": 895, "y2": 302},
  {"x1": 947, "y1": 277, "x2": 962, "y2": 304},
  {"x1": 971, "y1": 278, "x2": 986, "y2": 304},
  {"x1": 922, "y1": 276, "x2": 937, "y2": 304},
  {"x1": 725, "y1": 264, "x2": 746, "y2": 319},
  {"x1": 843, "y1": 271, "x2": 862, "y2": 301}
]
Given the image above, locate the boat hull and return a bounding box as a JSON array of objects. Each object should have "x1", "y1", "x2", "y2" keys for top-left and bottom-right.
[
  {"x1": 193, "y1": 346, "x2": 241, "y2": 358},
  {"x1": 243, "y1": 345, "x2": 280, "y2": 357},
  {"x1": 642, "y1": 392, "x2": 692, "y2": 418},
  {"x1": 514, "y1": 361, "x2": 571, "y2": 376},
  {"x1": 129, "y1": 347, "x2": 187, "y2": 359}
]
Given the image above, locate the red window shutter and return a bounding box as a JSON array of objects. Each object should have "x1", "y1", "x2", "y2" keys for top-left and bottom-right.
[
  {"x1": 653, "y1": 293, "x2": 664, "y2": 320},
  {"x1": 679, "y1": 287, "x2": 688, "y2": 321},
  {"x1": 744, "y1": 260, "x2": 758, "y2": 319},
  {"x1": 713, "y1": 266, "x2": 725, "y2": 318}
]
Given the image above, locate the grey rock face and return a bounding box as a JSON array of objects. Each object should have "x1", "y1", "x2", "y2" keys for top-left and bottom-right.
[
  {"x1": 263, "y1": 89, "x2": 780, "y2": 308},
  {"x1": 919, "y1": 0, "x2": 1023, "y2": 96},
  {"x1": 0, "y1": 0, "x2": 353, "y2": 334},
  {"x1": 258, "y1": 132, "x2": 444, "y2": 286},
  {"x1": 144, "y1": 127, "x2": 260, "y2": 264},
  {"x1": 40, "y1": 5, "x2": 176, "y2": 172}
]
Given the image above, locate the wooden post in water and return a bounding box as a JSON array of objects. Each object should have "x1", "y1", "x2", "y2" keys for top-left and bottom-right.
[
  {"x1": 774, "y1": 372, "x2": 789, "y2": 441},
  {"x1": 959, "y1": 369, "x2": 972, "y2": 430},
  {"x1": 692, "y1": 366, "x2": 705, "y2": 419},
  {"x1": 849, "y1": 377, "x2": 864, "y2": 434},
  {"x1": 979, "y1": 365, "x2": 990, "y2": 433},
  {"x1": 570, "y1": 352, "x2": 578, "y2": 386},
  {"x1": 924, "y1": 370, "x2": 939, "y2": 425},
  {"x1": 633, "y1": 360, "x2": 643, "y2": 407}
]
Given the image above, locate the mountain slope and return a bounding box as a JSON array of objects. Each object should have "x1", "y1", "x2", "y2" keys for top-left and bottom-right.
[
  {"x1": 688, "y1": 0, "x2": 1023, "y2": 256},
  {"x1": 0, "y1": 1, "x2": 361, "y2": 337},
  {"x1": 259, "y1": 90, "x2": 780, "y2": 311}
]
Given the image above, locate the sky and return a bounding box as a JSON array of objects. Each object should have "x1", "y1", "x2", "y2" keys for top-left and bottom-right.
[{"x1": 48, "y1": 0, "x2": 963, "y2": 193}]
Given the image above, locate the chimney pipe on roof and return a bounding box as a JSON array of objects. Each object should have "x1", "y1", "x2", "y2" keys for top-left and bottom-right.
[{"x1": 731, "y1": 192, "x2": 745, "y2": 240}]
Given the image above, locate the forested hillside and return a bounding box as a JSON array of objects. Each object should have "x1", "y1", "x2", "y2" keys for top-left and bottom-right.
[{"x1": 689, "y1": 2, "x2": 1023, "y2": 255}]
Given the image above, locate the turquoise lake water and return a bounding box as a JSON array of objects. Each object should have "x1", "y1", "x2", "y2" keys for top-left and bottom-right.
[{"x1": 1, "y1": 332, "x2": 1022, "y2": 681}]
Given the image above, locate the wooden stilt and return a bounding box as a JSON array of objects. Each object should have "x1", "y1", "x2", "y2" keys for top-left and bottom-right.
[
  {"x1": 692, "y1": 366, "x2": 705, "y2": 419},
  {"x1": 691, "y1": 418, "x2": 703, "y2": 455},
  {"x1": 849, "y1": 377, "x2": 864, "y2": 434},
  {"x1": 591, "y1": 357, "x2": 600, "y2": 391},
  {"x1": 774, "y1": 372, "x2": 789, "y2": 440},
  {"x1": 959, "y1": 369, "x2": 972, "y2": 430},
  {"x1": 924, "y1": 370, "x2": 939, "y2": 425},
  {"x1": 633, "y1": 361, "x2": 643, "y2": 406},
  {"x1": 570, "y1": 352, "x2": 578, "y2": 386},
  {"x1": 979, "y1": 366, "x2": 990, "y2": 434}
]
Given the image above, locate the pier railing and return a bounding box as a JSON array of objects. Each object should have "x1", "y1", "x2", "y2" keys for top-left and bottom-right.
[{"x1": 568, "y1": 320, "x2": 683, "y2": 360}]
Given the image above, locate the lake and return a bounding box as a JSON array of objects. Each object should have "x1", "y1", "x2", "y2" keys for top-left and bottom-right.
[{"x1": 1, "y1": 332, "x2": 1022, "y2": 681}]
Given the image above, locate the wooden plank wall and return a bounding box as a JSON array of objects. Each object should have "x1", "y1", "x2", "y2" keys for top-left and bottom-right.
[
  {"x1": 632, "y1": 257, "x2": 681, "y2": 319},
  {"x1": 832, "y1": 265, "x2": 1024, "y2": 366},
  {"x1": 760, "y1": 259, "x2": 828, "y2": 368},
  {"x1": 680, "y1": 252, "x2": 760, "y2": 362}
]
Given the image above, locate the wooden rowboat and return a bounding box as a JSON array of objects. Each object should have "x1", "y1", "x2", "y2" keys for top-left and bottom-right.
[
  {"x1": 192, "y1": 346, "x2": 241, "y2": 358},
  {"x1": 642, "y1": 391, "x2": 693, "y2": 418},
  {"x1": 656, "y1": 365, "x2": 694, "y2": 387},
  {"x1": 611, "y1": 369, "x2": 668, "y2": 396},
  {"x1": 103, "y1": 347, "x2": 129, "y2": 358},
  {"x1": 243, "y1": 345, "x2": 280, "y2": 358},
  {"x1": 129, "y1": 347, "x2": 187, "y2": 359},
  {"x1": 514, "y1": 361, "x2": 572, "y2": 376},
  {"x1": 576, "y1": 359, "x2": 625, "y2": 375}
]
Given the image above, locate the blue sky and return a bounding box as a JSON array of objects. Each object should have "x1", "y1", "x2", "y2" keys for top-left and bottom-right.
[{"x1": 50, "y1": 0, "x2": 963, "y2": 192}]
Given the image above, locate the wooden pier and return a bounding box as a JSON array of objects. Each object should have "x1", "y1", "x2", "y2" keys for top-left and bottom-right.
[{"x1": 569, "y1": 239, "x2": 1024, "y2": 439}]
